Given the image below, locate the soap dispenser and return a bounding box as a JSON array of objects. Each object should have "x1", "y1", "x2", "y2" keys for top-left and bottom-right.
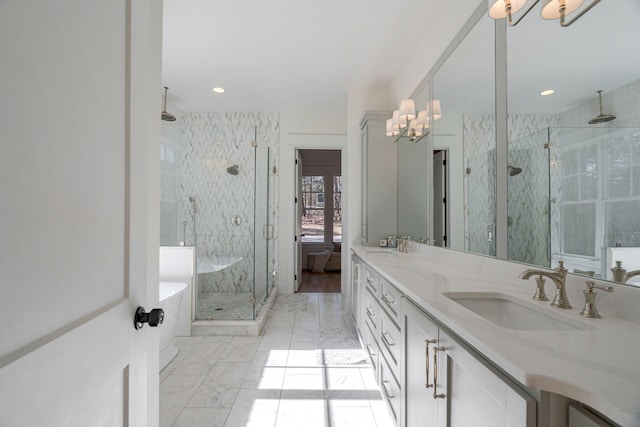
[{"x1": 611, "y1": 261, "x2": 626, "y2": 282}]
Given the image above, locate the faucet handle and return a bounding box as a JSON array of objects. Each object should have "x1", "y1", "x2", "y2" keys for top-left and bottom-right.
[
  {"x1": 580, "y1": 281, "x2": 614, "y2": 319},
  {"x1": 533, "y1": 275, "x2": 549, "y2": 301}
]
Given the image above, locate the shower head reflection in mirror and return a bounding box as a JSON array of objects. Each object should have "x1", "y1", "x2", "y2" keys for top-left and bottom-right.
[{"x1": 508, "y1": 166, "x2": 523, "y2": 176}]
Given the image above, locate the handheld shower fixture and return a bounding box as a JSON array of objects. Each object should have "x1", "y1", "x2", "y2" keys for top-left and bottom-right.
[
  {"x1": 189, "y1": 196, "x2": 198, "y2": 213},
  {"x1": 161, "y1": 86, "x2": 177, "y2": 122},
  {"x1": 588, "y1": 90, "x2": 616, "y2": 124}
]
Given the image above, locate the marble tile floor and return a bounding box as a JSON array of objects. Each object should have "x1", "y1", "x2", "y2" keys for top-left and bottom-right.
[{"x1": 161, "y1": 293, "x2": 395, "y2": 427}]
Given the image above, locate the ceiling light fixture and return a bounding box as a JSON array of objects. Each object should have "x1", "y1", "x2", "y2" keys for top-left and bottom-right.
[
  {"x1": 386, "y1": 99, "x2": 441, "y2": 143},
  {"x1": 540, "y1": 89, "x2": 555, "y2": 96},
  {"x1": 488, "y1": 0, "x2": 601, "y2": 27},
  {"x1": 212, "y1": 87, "x2": 225, "y2": 94}
]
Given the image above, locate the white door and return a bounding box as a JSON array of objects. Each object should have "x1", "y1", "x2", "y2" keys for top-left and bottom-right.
[
  {"x1": 294, "y1": 151, "x2": 304, "y2": 291},
  {"x1": 0, "y1": 1, "x2": 162, "y2": 425}
]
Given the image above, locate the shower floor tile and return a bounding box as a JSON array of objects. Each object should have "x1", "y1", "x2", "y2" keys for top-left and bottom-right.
[{"x1": 197, "y1": 292, "x2": 257, "y2": 320}]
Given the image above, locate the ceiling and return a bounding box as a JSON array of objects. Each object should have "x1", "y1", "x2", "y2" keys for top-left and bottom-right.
[
  {"x1": 161, "y1": 0, "x2": 452, "y2": 113},
  {"x1": 426, "y1": 0, "x2": 640, "y2": 116}
]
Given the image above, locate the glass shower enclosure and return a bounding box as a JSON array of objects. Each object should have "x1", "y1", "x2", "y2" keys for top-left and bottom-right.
[{"x1": 181, "y1": 124, "x2": 274, "y2": 321}]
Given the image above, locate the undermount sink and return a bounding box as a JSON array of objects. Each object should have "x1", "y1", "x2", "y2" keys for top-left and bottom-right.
[{"x1": 444, "y1": 292, "x2": 588, "y2": 331}]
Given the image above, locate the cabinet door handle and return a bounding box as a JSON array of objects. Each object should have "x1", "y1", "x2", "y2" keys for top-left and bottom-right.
[
  {"x1": 433, "y1": 346, "x2": 446, "y2": 399},
  {"x1": 381, "y1": 380, "x2": 395, "y2": 399},
  {"x1": 381, "y1": 293, "x2": 396, "y2": 306},
  {"x1": 366, "y1": 344, "x2": 376, "y2": 357},
  {"x1": 366, "y1": 307, "x2": 376, "y2": 318},
  {"x1": 424, "y1": 339, "x2": 437, "y2": 388},
  {"x1": 381, "y1": 332, "x2": 395, "y2": 347}
]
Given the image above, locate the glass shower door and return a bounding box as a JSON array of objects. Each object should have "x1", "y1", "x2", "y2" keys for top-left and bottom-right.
[{"x1": 253, "y1": 144, "x2": 271, "y2": 318}]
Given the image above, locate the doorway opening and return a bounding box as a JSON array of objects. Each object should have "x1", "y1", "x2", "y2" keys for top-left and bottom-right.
[
  {"x1": 295, "y1": 149, "x2": 343, "y2": 293},
  {"x1": 433, "y1": 149, "x2": 449, "y2": 247}
]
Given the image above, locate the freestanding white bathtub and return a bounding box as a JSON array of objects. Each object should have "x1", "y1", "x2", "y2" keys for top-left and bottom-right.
[{"x1": 159, "y1": 281, "x2": 189, "y2": 371}]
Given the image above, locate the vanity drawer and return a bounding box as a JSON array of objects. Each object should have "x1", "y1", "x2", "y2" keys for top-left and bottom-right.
[
  {"x1": 364, "y1": 265, "x2": 379, "y2": 296},
  {"x1": 362, "y1": 321, "x2": 379, "y2": 379},
  {"x1": 379, "y1": 307, "x2": 401, "y2": 377},
  {"x1": 364, "y1": 288, "x2": 379, "y2": 333},
  {"x1": 379, "y1": 351, "x2": 401, "y2": 427},
  {"x1": 379, "y1": 276, "x2": 402, "y2": 320}
]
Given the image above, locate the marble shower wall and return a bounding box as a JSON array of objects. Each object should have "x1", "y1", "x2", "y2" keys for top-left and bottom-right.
[
  {"x1": 463, "y1": 115, "x2": 496, "y2": 257},
  {"x1": 181, "y1": 112, "x2": 279, "y2": 295},
  {"x1": 506, "y1": 114, "x2": 558, "y2": 267}
]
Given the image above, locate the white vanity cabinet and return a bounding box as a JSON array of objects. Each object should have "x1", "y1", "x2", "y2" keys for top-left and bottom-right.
[
  {"x1": 403, "y1": 298, "x2": 537, "y2": 427},
  {"x1": 403, "y1": 298, "x2": 442, "y2": 427},
  {"x1": 352, "y1": 259, "x2": 404, "y2": 427},
  {"x1": 351, "y1": 255, "x2": 364, "y2": 333},
  {"x1": 360, "y1": 111, "x2": 397, "y2": 246}
]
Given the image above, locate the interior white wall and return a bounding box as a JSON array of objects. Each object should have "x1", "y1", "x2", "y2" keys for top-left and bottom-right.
[
  {"x1": 278, "y1": 111, "x2": 348, "y2": 295},
  {"x1": 390, "y1": 0, "x2": 483, "y2": 104}
]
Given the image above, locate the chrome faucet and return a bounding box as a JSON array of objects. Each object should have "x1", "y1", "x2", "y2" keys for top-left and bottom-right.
[
  {"x1": 520, "y1": 261, "x2": 571, "y2": 309},
  {"x1": 610, "y1": 260, "x2": 640, "y2": 283},
  {"x1": 580, "y1": 281, "x2": 614, "y2": 319},
  {"x1": 397, "y1": 237, "x2": 409, "y2": 253},
  {"x1": 625, "y1": 270, "x2": 640, "y2": 283}
]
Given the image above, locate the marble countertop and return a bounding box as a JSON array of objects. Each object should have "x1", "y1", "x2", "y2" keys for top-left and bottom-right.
[{"x1": 352, "y1": 245, "x2": 640, "y2": 426}]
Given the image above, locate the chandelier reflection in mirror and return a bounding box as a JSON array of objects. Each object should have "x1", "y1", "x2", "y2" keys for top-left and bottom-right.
[
  {"x1": 488, "y1": 0, "x2": 602, "y2": 27},
  {"x1": 386, "y1": 99, "x2": 441, "y2": 144}
]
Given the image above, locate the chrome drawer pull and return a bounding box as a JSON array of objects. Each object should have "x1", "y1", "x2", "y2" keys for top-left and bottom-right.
[
  {"x1": 433, "y1": 346, "x2": 446, "y2": 399},
  {"x1": 381, "y1": 293, "x2": 396, "y2": 306},
  {"x1": 366, "y1": 308, "x2": 376, "y2": 318},
  {"x1": 381, "y1": 380, "x2": 395, "y2": 399},
  {"x1": 366, "y1": 344, "x2": 376, "y2": 357},
  {"x1": 381, "y1": 332, "x2": 395, "y2": 347},
  {"x1": 425, "y1": 339, "x2": 437, "y2": 388}
]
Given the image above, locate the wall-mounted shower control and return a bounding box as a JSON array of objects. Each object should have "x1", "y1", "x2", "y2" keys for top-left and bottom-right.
[
  {"x1": 231, "y1": 215, "x2": 242, "y2": 226},
  {"x1": 134, "y1": 307, "x2": 164, "y2": 330}
]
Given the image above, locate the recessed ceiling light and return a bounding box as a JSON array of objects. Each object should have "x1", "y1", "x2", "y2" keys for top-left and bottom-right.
[
  {"x1": 540, "y1": 89, "x2": 555, "y2": 96},
  {"x1": 212, "y1": 87, "x2": 225, "y2": 94}
]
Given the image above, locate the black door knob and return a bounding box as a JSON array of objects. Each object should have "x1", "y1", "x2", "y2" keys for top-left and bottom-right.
[{"x1": 134, "y1": 307, "x2": 165, "y2": 330}]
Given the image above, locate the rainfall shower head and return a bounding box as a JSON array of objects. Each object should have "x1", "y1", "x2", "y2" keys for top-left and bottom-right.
[
  {"x1": 161, "y1": 86, "x2": 177, "y2": 122},
  {"x1": 588, "y1": 90, "x2": 616, "y2": 124},
  {"x1": 508, "y1": 166, "x2": 523, "y2": 176},
  {"x1": 226, "y1": 165, "x2": 239, "y2": 175}
]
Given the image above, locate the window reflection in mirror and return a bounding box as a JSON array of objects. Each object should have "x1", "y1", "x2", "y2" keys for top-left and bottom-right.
[
  {"x1": 506, "y1": 0, "x2": 640, "y2": 285},
  {"x1": 432, "y1": 13, "x2": 496, "y2": 255}
]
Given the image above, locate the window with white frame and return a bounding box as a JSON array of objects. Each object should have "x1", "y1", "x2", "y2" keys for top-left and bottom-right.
[
  {"x1": 301, "y1": 175, "x2": 342, "y2": 243},
  {"x1": 559, "y1": 131, "x2": 640, "y2": 257}
]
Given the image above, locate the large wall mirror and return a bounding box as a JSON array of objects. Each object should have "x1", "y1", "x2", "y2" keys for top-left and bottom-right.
[
  {"x1": 506, "y1": 0, "x2": 640, "y2": 286},
  {"x1": 397, "y1": 6, "x2": 496, "y2": 255},
  {"x1": 397, "y1": 84, "x2": 430, "y2": 242}
]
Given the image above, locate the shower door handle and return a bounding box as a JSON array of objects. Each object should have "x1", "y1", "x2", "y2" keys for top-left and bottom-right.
[
  {"x1": 263, "y1": 224, "x2": 274, "y2": 240},
  {"x1": 134, "y1": 307, "x2": 164, "y2": 330}
]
